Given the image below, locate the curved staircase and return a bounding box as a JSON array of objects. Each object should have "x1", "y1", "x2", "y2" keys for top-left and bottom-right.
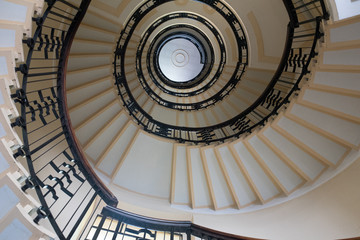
[
  {"x1": 0, "y1": 0, "x2": 359, "y2": 239},
  {"x1": 65, "y1": 0, "x2": 360, "y2": 214}
]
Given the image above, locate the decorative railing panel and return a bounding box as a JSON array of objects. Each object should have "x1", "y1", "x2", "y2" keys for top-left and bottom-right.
[
  {"x1": 11, "y1": 0, "x2": 117, "y2": 239},
  {"x1": 137, "y1": 14, "x2": 226, "y2": 98},
  {"x1": 116, "y1": 0, "x2": 248, "y2": 111},
  {"x1": 8, "y1": 0, "x2": 329, "y2": 239},
  {"x1": 114, "y1": 0, "x2": 327, "y2": 144},
  {"x1": 85, "y1": 206, "x2": 259, "y2": 240}
]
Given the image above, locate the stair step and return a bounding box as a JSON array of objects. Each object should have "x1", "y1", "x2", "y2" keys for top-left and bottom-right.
[
  {"x1": 312, "y1": 71, "x2": 360, "y2": 93},
  {"x1": 213, "y1": 147, "x2": 241, "y2": 208},
  {"x1": 322, "y1": 48, "x2": 360, "y2": 68},
  {"x1": 69, "y1": 89, "x2": 116, "y2": 127},
  {"x1": 76, "y1": 24, "x2": 117, "y2": 43},
  {"x1": 0, "y1": 0, "x2": 36, "y2": 37},
  {"x1": 0, "y1": 24, "x2": 25, "y2": 61},
  {"x1": 69, "y1": 88, "x2": 114, "y2": 112},
  {"x1": 0, "y1": 211, "x2": 40, "y2": 239},
  {"x1": 0, "y1": 151, "x2": 10, "y2": 179},
  {"x1": 70, "y1": 39, "x2": 113, "y2": 54},
  {"x1": 231, "y1": 142, "x2": 281, "y2": 202},
  {"x1": 289, "y1": 102, "x2": 360, "y2": 148},
  {"x1": 97, "y1": 122, "x2": 138, "y2": 176},
  {"x1": 248, "y1": 135, "x2": 304, "y2": 193},
  {"x1": 0, "y1": 184, "x2": 19, "y2": 220},
  {"x1": 203, "y1": 109, "x2": 220, "y2": 126},
  {"x1": 82, "y1": 11, "x2": 120, "y2": 34},
  {"x1": 203, "y1": 147, "x2": 234, "y2": 209},
  {"x1": 238, "y1": 81, "x2": 264, "y2": 96},
  {"x1": 245, "y1": 68, "x2": 274, "y2": 84},
  {"x1": 194, "y1": 111, "x2": 208, "y2": 126},
  {"x1": 142, "y1": 100, "x2": 155, "y2": 113},
  {"x1": 151, "y1": 105, "x2": 177, "y2": 125},
  {"x1": 172, "y1": 144, "x2": 190, "y2": 205},
  {"x1": 0, "y1": 173, "x2": 56, "y2": 238},
  {"x1": 257, "y1": 133, "x2": 311, "y2": 182},
  {"x1": 0, "y1": 109, "x2": 22, "y2": 145},
  {"x1": 75, "y1": 102, "x2": 121, "y2": 145},
  {"x1": 85, "y1": 112, "x2": 129, "y2": 161},
  {"x1": 67, "y1": 75, "x2": 110, "y2": 93},
  {"x1": 67, "y1": 55, "x2": 111, "y2": 72},
  {"x1": 127, "y1": 77, "x2": 139, "y2": 90},
  {"x1": 130, "y1": 85, "x2": 144, "y2": 99},
  {"x1": 188, "y1": 112, "x2": 200, "y2": 127},
  {"x1": 212, "y1": 106, "x2": 229, "y2": 122},
  {"x1": 187, "y1": 147, "x2": 212, "y2": 208},
  {"x1": 112, "y1": 131, "x2": 173, "y2": 199},
  {"x1": 0, "y1": 50, "x2": 20, "y2": 89},
  {"x1": 328, "y1": 20, "x2": 360, "y2": 45},
  {"x1": 300, "y1": 89, "x2": 360, "y2": 122},
  {"x1": 67, "y1": 78, "x2": 113, "y2": 108},
  {"x1": 67, "y1": 67, "x2": 111, "y2": 90},
  {"x1": 263, "y1": 127, "x2": 326, "y2": 180},
  {"x1": 218, "y1": 145, "x2": 257, "y2": 206},
  {"x1": 219, "y1": 101, "x2": 239, "y2": 119},
  {"x1": 276, "y1": 116, "x2": 348, "y2": 166}
]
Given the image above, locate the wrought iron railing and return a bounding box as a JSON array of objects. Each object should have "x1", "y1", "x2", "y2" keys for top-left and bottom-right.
[
  {"x1": 85, "y1": 206, "x2": 260, "y2": 240},
  {"x1": 121, "y1": 2, "x2": 249, "y2": 111},
  {"x1": 114, "y1": 0, "x2": 328, "y2": 144},
  {"x1": 8, "y1": 0, "x2": 329, "y2": 239},
  {"x1": 138, "y1": 14, "x2": 226, "y2": 97},
  {"x1": 136, "y1": 12, "x2": 247, "y2": 110},
  {"x1": 143, "y1": 16, "x2": 224, "y2": 96},
  {"x1": 11, "y1": 0, "x2": 117, "y2": 239},
  {"x1": 136, "y1": 14, "x2": 230, "y2": 110}
]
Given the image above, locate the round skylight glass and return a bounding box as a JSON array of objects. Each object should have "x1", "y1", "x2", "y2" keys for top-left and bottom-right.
[{"x1": 158, "y1": 38, "x2": 204, "y2": 82}]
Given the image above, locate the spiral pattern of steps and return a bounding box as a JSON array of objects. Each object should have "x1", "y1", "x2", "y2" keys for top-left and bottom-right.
[
  {"x1": 0, "y1": 0, "x2": 359, "y2": 239},
  {"x1": 64, "y1": 0, "x2": 360, "y2": 214}
]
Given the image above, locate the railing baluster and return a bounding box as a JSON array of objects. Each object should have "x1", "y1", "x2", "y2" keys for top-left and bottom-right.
[
  {"x1": 114, "y1": 0, "x2": 325, "y2": 144},
  {"x1": 13, "y1": 0, "x2": 118, "y2": 238},
  {"x1": 12, "y1": 0, "x2": 328, "y2": 238},
  {"x1": 92, "y1": 215, "x2": 106, "y2": 240}
]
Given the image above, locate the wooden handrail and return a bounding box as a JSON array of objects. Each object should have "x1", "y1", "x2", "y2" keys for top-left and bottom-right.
[
  {"x1": 56, "y1": 0, "x2": 118, "y2": 207},
  {"x1": 102, "y1": 206, "x2": 263, "y2": 240}
]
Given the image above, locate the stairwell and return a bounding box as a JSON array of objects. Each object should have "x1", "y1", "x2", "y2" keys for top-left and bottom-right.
[{"x1": 0, "y1": 0, "x2": 359, "y2": 239}]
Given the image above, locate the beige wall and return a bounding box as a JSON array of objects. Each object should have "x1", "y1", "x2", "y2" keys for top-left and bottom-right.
[{"x1": 193, "y1": 156, "x2": 360, "y2": 240}]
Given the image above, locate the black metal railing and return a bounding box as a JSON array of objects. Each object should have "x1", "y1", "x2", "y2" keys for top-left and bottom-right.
[
  {"x1": 135, "y1": 13, "x2": 230, "y2": 110},
  {"x1": 85, "y1": 206, "x2": 260, "y2": 240},
  {"x1": 123, "y1": 3, "x2": 248, "y2": 111},
  {"x1": 8, "y1": 0, "x2": 330, "y2": 239},
  {"x1": 11, "y1": 0, "x2": 117, "y2": 239},
  {"x1": 145, "y1": 20, "x2": 220, "y2": 92},
  {"x1": 114, "y1": 0, "x2": 328, "y2": 144},
  {"x1": 141, "y1": 17, "x2": 225, "y2": 98}
]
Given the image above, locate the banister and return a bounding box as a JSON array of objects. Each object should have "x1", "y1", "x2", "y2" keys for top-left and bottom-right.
[
  {"x1": 13, "y1": 0, "x2": 118, "y2": 238},
  {"x1": 10, "y1": 0, "x2": 330, "y2": 239},
  {"x1": 98, "y1": 206, "x2": 263, "y2": 240},
  {"x1": 56, "y1": 0, "x2": 118, "y2": 208},
  {"x1": 114, "y1": 0, "x2": 327, "y2": 144}
]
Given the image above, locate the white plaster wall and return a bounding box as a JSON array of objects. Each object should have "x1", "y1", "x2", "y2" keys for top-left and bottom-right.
[
  {"x1": 334, "y1": 0, "x2": 360, "y2": 20},
  {"x1": 193, "y1": 157, "x2": 360, "y2": 240}
]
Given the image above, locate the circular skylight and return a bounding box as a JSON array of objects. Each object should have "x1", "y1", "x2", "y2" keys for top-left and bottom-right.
[{"x1": 158, "y1": 38, "x2": 204, "y2": 82}]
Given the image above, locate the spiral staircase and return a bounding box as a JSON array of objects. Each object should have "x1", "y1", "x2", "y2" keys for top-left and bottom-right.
[{"x1": 0, "y1": 0, "x2": 360, "y2": 239}]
